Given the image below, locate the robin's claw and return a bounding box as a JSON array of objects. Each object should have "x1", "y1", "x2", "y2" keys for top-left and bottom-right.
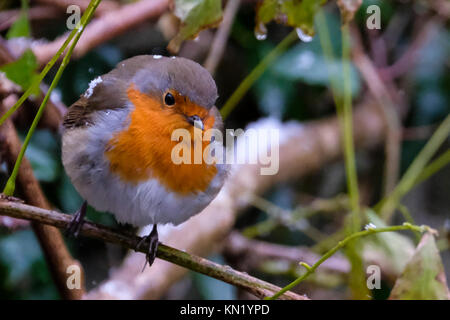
[
  {"x1": 66, "y1": 201, "x2": 87, "y2": 238},
  {"x1": 136, "y1": 224, "x2": 159, "y2": 270}
]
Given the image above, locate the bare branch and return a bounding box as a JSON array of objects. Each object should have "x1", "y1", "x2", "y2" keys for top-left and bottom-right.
[
  {"x1": 0, "y1": 199, "x2": 308, "y2": 300},
  {"x1": 351, "y1": 25, "x2": 401, "y2": 196},
  {"x1": 204, "y1": 0, "x2": 241, "y2": 75},
  {"x1": 32, "y1": 0, "x2": 170, "y2": 67},
  {"x1": 0, "y1": 6, "x2": 61, "y2": 32}
]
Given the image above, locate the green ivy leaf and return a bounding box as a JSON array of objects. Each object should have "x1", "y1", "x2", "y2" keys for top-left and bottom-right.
[
  {"x1": 389, "y1": 233, "x2": 450, "y2": 300},
  {"x1": 6, "y1": 0, "x2": 30, "y2": 39},
  {"x1": 255, "y1": 0, "x2": 327, "y2": 38},
  {"x1": 168, "y1": 0, "x2": 223, "y2": 53},
  {"x1": 0, "y1": 49, "x2": 40, "y2": 95}
]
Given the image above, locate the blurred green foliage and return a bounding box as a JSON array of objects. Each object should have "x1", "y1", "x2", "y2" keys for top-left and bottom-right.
[
  {"x1": 0, "y1": 49, "x2": 40, "y2": 95},
  {"x1": 6, "y1": 0, "x2": 29, "y2": 39}
]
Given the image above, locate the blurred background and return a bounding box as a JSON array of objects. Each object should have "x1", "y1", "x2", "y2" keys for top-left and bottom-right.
[{"x1": 0, "y1": 0, "x2": 449, "y2": 300}]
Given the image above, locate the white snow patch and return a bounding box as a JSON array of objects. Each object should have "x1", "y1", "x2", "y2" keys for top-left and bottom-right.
[
  {"x1": 84, "y1": 76, "x2": 102, "y2": 98},
  {"x1": 364, "y1": 223, "x2": 377, "y2": 230}
]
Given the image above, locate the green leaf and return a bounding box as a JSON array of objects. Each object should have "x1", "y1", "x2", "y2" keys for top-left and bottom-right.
[
  {"x1": 389, "y1": 233, "x2": 450, "y2": 300},
  {"x1": 168, "y1": 0, "x2": 223, "y2": 53},
  {"x1": 0, "y1": 49, "x2": 40, "y2": 95},
  {"x1": 6, "y1": 0, "x2": 30, "y2": 39},
  {"x1": 255, "y1": 0, "x2": 327, "y2": 38}
]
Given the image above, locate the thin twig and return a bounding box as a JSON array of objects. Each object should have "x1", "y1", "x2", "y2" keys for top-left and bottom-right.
[
  {"x1": 0, "y1": 6, "x2": 61, "y2": 32},
  {"x1": 204, "y1": 0, "x2": 241, "y2": 75},
  {"x1": 351, "y1": 24, "x2": 401, "y2": 197},
  {"x1": 414, "y1": 150, "x2": 450, "y2": 186},
  {"x1": 0, "y1": 199, "x2": 308, "y2": 300},
  {"x1": 378, "y1": 19, "x2": 440, "y2": 80}
]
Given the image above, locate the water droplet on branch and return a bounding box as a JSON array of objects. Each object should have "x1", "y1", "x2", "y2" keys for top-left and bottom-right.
[
  {"x1": 296, "y1": 28, "x2": 314, "y2": 42},
  {"x1": 254, "y1": 22, "x2": 268, "y2": 41}
]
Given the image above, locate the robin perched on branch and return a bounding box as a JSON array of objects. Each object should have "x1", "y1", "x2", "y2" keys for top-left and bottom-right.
[{"x1": 61, "y1": 55, "x2": 228, "y2": 266}]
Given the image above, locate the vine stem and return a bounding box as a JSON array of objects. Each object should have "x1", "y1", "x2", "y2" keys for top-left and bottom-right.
[
  {"x1": 2, "y1": 0, "x2": 102, "y2": 196},
  {"x1": 377, "y1": 114, "x2": 450, "y2": 221},
  {"x1": 414, "y1": 149, "x2": 450, "y2": 186},
  {"x1": 220, "y1": 30, "x2": 298, "y2": 119},
  {"x1": 316, "y1": 12, "x2": 360, "y2": 227},
  {"x1": 0, "y1": 199, "x2": 307, "y2": 300},
  {"x1": 267, "y1": 222, "x2": 435, "y2": 300},
  {"x1": 316, "y1": 9, "x2": 366, "y2": 298},
  {"x1": 341, "y1": 23, "x2": 360, "y2": 230}
]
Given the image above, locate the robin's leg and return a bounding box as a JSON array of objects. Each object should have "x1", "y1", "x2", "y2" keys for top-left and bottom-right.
[
  {"x1": 66, "y1": 201, "x2": 87, "y2": 237},
  {"x1": 136, "y1": 224, "x2": 159, "y2": 269}
]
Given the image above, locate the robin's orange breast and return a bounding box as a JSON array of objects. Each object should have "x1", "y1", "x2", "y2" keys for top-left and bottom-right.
[{"x1": 105, "y1": 85, "x2": 218, "y2": 195}]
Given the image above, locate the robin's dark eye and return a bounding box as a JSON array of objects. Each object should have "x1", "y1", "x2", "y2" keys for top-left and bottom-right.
[{"x1": 164, "y1": 92, "x2": 175, "y2": 106}]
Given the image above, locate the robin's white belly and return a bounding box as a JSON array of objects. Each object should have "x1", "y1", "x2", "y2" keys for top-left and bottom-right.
[{"x1": 61, "y1": 109, "x2": 227, "y2": 227}]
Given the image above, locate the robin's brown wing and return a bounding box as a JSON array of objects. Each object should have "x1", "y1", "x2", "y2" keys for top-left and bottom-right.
[
  {"x1": 63, "y1": 74, "x2": 130, "y2": 130},
  {"x1": 63, "y1": 97, "x2": 92, "y2": 129}
]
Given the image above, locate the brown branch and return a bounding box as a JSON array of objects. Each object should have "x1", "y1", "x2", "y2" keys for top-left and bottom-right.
[
  {"x1": 204, "y1": 0, "x2": 241, "y2": 75},
  {"x1": 32, "y1": 0, "x2": 170, "y2": 67},
  {"x1": 378, "y1": 18, "x2": 441, "y2": 80},
  {"x1": 0, "y1": 6, "x2": 61, "y2": 32},
  {"x1": 0, "y1": 199, "x2": 308, "y2": 300},
  {"x1": 87, "y1": 102, "x2": 386, "y2": 300},
  {"x1": 402, "y1": 124, "x2": 439, "y2": 141},
  {"x1": 0, "y1": 101, "x2": 83, "y2": 299},
  {"x1": 33, "y1": 0, "x2": 120, "y2": 16},
  {"x1": 351, "y1": 25, "x2": 402, "y2": 197}
]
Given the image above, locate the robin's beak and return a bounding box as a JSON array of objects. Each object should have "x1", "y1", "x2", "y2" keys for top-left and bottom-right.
[{"x1": 187, "y1": 115, "x2": 204, "y2": 131}]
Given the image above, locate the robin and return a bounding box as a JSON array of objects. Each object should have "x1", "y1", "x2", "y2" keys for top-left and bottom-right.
[{"x1": 61, "y1": 55, "x2": 228, "y2": 266}]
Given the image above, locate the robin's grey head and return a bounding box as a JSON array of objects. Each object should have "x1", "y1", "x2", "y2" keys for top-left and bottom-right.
[{"x1": 111, "y1": 55, "x2": 218, "y2": 110}]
